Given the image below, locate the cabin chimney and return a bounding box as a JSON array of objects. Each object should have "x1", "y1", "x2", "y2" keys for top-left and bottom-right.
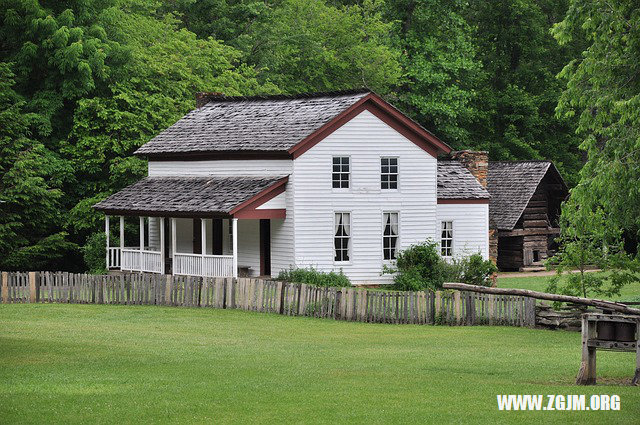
[
  {"x1": 451, "y1": 150, "x2": 488, "y2": 188},
  {"x1": 195, "y1": 92, "x2": 225, "y2": 108}
]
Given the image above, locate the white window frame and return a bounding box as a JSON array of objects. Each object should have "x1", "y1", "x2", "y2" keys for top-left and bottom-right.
[
  {"x1": 380, "y1": 156, "x2": 399, "y2": 190},
  {"x1": 441, "y1": 220, "x2": 454, "y2": 258},
  {"x1": 333, "y1": 211, "x2": 352, "y2": 264},
  {"x1": 332, "y1": 156, "x2": 350, "y2": 190},
  {"x1": 382, "y1": 211, "x2": 400, "y2": 261}
]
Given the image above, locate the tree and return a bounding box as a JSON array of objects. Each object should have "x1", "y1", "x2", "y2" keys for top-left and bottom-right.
[
  {"x1": 241, "y1": 0, "x2": 402, "y2": 93},
  {"x1": 466, "y1": 0, "x2": 584, "y2": 184},
  {"x1": 552, "y1": 1, "x2": 640, "y2": 253},
  {"x1": 0, "y1": 63, "x2": 76, "y2": 270},
  {"x1": 385, "y1": 0, "x2": 482, "y2": 146},
  {"x1": 546, "y1": 201, "x2": 638, "y2": 299}
]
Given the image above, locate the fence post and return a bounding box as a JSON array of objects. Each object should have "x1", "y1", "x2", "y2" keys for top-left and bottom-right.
[
  {"x1": 454, "y1": 291, "x2": 462, "y2": 325},
  {"x1": 524, "y1": 297, "x2": 536, "y2": 328},
  {"x1": 165, "y1": 275, "x2": 172, "y2": 306},
  {"x1": 29, "y1": 272, "x2": 37, "y2": 303},
  {"x1": 435, "y1": 291, "x2": 442, "y2": 322},
  {"x1": 1, "y1": 272, "x2": 8, "y2": 304}
]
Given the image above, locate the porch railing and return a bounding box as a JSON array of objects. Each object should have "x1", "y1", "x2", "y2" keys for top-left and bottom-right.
[
  {"x1": 173, "y1": 253, "x2": 234, "y2": 277},
  {"x1": 121, "y1": 248, "x2": 163, "y2": 273},
  {"x1": 107, "y1": 247, "x2": 121, "y2": 269}
]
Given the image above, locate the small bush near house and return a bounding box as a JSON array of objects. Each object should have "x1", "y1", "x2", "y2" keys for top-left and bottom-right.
[
  {"x1": 385, "y1": 241, "x2": 497, "y2": 291},
  {"x1": 276, "y1": 267, "x2": 351, "y2": 287}
]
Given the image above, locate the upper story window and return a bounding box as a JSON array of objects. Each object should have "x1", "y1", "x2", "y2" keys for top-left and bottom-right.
[
  {"x1": 334, "y1": 212, "x2": 351, "y2": 262},
  {"x1": 383, "y1": 212, "x2": 399, "y2": 260},
  {"x1": 332, "y1": 156, "x2": 350, "y2": 189},
  {"x1": 381, "y1": 157, "x2": 398, "y2": 190},
  {"x1": 441, "y1": 221, "x2": 453, "y2": 257}
]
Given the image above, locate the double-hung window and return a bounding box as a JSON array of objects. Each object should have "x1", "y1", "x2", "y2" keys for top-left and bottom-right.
[
  {"x1": 332, "y1": 156, "x2": 350, "y2": 189},
  {"x1": 441, "y1": 221, "x2": 453, "y2": 257},
  {"x1": 334, "y1": 212, "x2": 351, "y2": 262},
  {"x1": 381, "y1": 157, "x2": 398, "y2": 189},
  {"x1": 383, "y1": 212, "x2": 399, "y2": 260}
]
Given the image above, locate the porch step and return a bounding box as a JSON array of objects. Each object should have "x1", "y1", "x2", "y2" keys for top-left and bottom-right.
[{"x1": 519, "y1": 266, "x2": 547, "y2": 273}]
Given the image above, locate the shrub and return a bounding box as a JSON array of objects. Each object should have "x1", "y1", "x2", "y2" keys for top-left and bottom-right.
[
  {"x1": 385, "y1": 241, "x2": 497, "y2": 290},
  {"x1": 384, "y1": 241, "x2": 447, "y2": 291},
  {"x1": 83, "y1": 232, "x2": 108, "y2": 274},
  {"x1": 276, "y1": 267, "x2": 351, "y2": 287}
]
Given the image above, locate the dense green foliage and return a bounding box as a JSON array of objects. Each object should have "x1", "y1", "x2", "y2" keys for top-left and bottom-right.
[
  {"x1": 276, "y1": 266, "x2": 351, "y2": 287},
  {"x1": 1, "y1": 0, "x2": 632, "y2": 272},
  {"x1": 2, "y1": 304, "x2": 638, "y2": 423},
  {"x1": 385, "y1": 241, "x2": 496, "y2": 290}
]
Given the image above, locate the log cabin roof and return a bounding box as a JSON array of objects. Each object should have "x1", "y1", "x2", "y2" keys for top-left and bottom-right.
[
  {"x1": 487, "y1": 161, "x2": 567, "y2": 230},
  {"x1": 437, "y1": 160, "x2": 490, "y2": 200},
  {"x1": 93, "y1": 175, "x2": 287, "y2": 217},
  {"x1": 134, "y1": 90, "x2": 451, "y2": 158}
]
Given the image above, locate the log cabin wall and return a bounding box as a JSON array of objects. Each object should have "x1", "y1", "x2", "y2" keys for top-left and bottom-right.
[{"x1": 497, "y1": 173, "x2": 564, "y2": 271}]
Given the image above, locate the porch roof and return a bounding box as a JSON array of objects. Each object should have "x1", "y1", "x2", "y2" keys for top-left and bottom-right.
[{"x1": 93, "y1": 175, "x2": 288, "y2": 217}]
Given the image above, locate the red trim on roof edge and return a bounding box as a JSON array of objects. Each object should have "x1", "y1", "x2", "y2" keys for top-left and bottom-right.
[
  {"x1": 437, "y1": 199, "x2": 489, "y2": 204},
  {"x1": 288, "y1": 93, "x2": 452, "y2": 159},
  {"x1": 230, "y1": 177, "x2": 288, "y2": 218}
]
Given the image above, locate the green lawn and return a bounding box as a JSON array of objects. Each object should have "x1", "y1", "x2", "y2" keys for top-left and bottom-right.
[
  {"x1": 1, "y1": 304, "x2": 638, "y2": 424},
  {"x1": 497, "y1": 274, "x2": 640, "y2": 302}
]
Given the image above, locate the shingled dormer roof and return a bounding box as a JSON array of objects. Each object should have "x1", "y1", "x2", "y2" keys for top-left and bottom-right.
[
  {"x1": 437, "y1": 161, "x2": 490, "y2": 200},
  {"x1": 134, "y1": 90, "x2": 451, "y2": 159},
  {"x1": 487, "y1": 161, "x2": 567, "y2": 230}
]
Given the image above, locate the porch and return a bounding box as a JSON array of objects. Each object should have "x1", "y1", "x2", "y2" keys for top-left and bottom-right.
[
  {"x1": 95, "y1": 175, "x2": 288, "y2": 278},
  {"x1": 105, "y1": 216, "x2": 240, "y2": 277}
]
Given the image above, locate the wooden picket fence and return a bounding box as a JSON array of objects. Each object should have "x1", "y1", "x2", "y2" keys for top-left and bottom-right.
[{"x1": 0, "y1": 271, "x2": 536, "y2": 327}]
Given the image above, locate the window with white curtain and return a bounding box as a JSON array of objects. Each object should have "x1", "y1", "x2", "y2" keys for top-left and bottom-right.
[
  {"x1": 441, "y1": 221, "x2": 453, "y2": 257},
  {"x1": 334, "y1": 212, "x2": 351, "y2": 262},
  {"x1": 383, "y1": 212, "x2": 399, "y2": 260}
]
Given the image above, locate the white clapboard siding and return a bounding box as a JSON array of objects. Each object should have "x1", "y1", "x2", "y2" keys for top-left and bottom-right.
[
  {"x1": 437, "y1": 203, "x2": 489, "y2": 259},
  {"x1": 237, "y1": 219, "x2": 261, "y2": 277},
  {"x1": 291, "y1": 109, "x2": 438, "y2": 284},
  {"x1": 148, "y1": 159, "x2": 292, "y2": 176}
]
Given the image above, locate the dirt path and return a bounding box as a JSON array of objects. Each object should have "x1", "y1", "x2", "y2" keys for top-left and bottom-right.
[{"x1": 498, "y1": 269, "x2": 601, "y2": 278}]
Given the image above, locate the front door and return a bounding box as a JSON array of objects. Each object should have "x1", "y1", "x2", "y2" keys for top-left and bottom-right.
[{"x1": 259, "y1": 219, "x2": 271, "y2": 276}]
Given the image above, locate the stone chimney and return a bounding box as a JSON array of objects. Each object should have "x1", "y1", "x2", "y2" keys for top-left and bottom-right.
[
  {"x1": 451, "y1": 150, "x2": 488, "y2": 188},
  {"x1": 195, "y1": 92, "x2": 225, "y2": 108}
]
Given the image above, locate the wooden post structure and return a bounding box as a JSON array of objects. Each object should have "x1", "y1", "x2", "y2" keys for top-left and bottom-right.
[
  {"x1": 1, "y1": 271, "x2": 8, "y2": 303},
  {"x1": 201, "y1": 218, "x2": 207, "y2": 261},
  {"x1": 139, "y1": 216, "x2": 145, "y2": 272},
  {"x1": 29, "y1": 271, "x2": 37, "y2": 303},
  {"x1": 232, "y1": 218, "x2": 238, "y2": 279},
  {"x1": 160, "y1": 217, "x2": 165, "y2": 274},
  {"x1": 577, "y1": 315, "x2": 597, "y2": 385},
  {"x1": 105, "y1": 215, "x2": 110, "y2": 269}
]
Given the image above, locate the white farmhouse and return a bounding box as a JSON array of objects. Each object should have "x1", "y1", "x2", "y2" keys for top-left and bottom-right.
[{"x1": 94, "y1": 90, "x2": 490, "y2": 285}]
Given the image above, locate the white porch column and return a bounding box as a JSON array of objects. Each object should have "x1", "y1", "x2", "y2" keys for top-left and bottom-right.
[
  {"x1": 201, "y1": 218, "x2": 207, "y2": 258},
  {"x1": 120, "y1": 216, "x2": 124, "y2": 271},
  {"x1": 171, "y1": 217, "x2": 177, "y2": 258},
  {"x1": 139, "y1": 216, "x2": 144, "y2": 271},
  {"x1": 160, "y1": 217, "x2": 165, "y2": 274},
  {"x1": 105, "y1": 215, "x2": 110, "y2": 268},
  {"x1": 232, "y1": 218, "x2": 238, "y2": 278}
]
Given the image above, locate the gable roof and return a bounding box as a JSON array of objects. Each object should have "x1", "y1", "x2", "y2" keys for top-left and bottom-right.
[
  {"x1": 93, "y1": 175, "x2": 287, "y2": 218},
  {"x1": 134, "y1": 90, "x2": 451, "y2": 159},
  {"x1": 437, "y1": 160, "x2": 490, "y2": 200},
  {"x1": 487, "y1": 161, "x2": 567, "y2": 230}
]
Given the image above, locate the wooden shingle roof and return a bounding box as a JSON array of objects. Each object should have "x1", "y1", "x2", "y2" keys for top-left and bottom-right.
[
  {"x1": 487, "y1": 161, "x2": 566, "y2": 230},
  {"x1": 437, "y1": 161, "x2": 490, "y2": 200},
  {"x1": 135, "y1": 91, "x2": 370, "y2": 157},
  {"x1": 93, "y1": 176, "x2": 287, "y2": 217}
]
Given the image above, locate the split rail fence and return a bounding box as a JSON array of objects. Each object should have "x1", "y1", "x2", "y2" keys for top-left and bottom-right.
[{"x1": 0, "y1": 272, "x2": 536, "y2": 327}]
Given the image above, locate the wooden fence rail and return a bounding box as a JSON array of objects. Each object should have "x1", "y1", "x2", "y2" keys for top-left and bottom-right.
[{"x1": 0, "y1": 272, "x2": 536, "y2": 328}]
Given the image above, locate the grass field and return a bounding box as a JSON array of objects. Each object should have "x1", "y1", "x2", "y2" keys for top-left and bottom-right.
[
  {"x1": 497, "y1": 273, "x2": 640, "y2": 302},
  {"x1": 1, "y1": 304, "x2": 638, "y2": 424}
]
